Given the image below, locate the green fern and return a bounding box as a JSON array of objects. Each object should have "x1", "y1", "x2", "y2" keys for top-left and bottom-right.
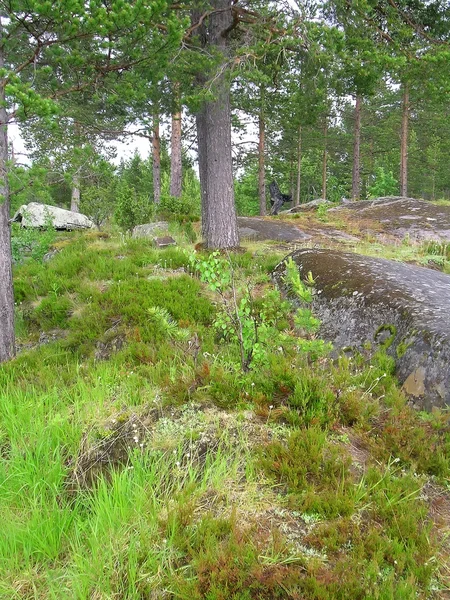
[{"x1": 147, "y1": 307, "x2": 190, "y2": 341}]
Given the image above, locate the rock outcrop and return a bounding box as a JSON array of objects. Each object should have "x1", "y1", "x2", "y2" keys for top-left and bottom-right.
[
  {"x1": 237, "y1": 217, "x2": 311, "y2": 242},
  {"x1": 285, "y1": 198, "x2": 332, "y2": 212},
  {"x1": 329, "y1": 197, "x2": 450, "y2": 241},
  {"x1": 12, "y1": 203, "x2": 94, "y2": 230},
  {"x1": 273, "y1": 248, "x2": 450, "y2": 410}
]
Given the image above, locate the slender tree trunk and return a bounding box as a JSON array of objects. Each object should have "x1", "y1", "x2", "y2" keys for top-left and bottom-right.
[
  {"x1": 71, "y1": 121, "x2": 82, "y2": 212},
  {"x1": 193, "y1": 8, "x2": 209, "y2": 237},
  {"x1": 193, "y1": 0, "x2": 239, "y2": 249},
  {"x1": 400, "y1": 83, "x2": 409, "y2": 197},
  {"x1": 352, "y1": 96, "x2": 362, "y2": 201},
  {"x1": 170, "y1": 109, "x2": 182, "y2": 198},
  {"x1": 196, "y1": 109, "x2": 208, "y2": 236},
  {"x1": 0, "y1": 20, "x2": 15, "y2": 363},
  {"x1": 295, "y1": 124, "x2": 302, "y2": 207},
  {"x1": 322, "y1": 121, "x2": 328, "y2": 200},
  {"x1": 71, "y1": 172, "x2": 80, "y2": 212},
  {"x1": 290, "y1": 161, "x2": 294, "y2": 199},
  {"x1": 258, "y1": 110, "x2": 266, "y2": 216},
  {"x1": 368, "y1": 137, "x2": 374, "y2": 197},
  {"x1": 431, "y1": 166, "x2": 436, "y2": 201},
  {"x1": 152, "y1": 115, "x2": 161, "y2": 205}
]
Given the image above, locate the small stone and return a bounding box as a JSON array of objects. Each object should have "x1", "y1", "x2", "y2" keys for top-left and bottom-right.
[{"x1": 154, "y1": 236, "x2": 177, "y2": 248}]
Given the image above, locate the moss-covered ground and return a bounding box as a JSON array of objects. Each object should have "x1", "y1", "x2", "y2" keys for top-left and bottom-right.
[{"x1": 2, "y1": 227, "x2": 450, "y2": 599}]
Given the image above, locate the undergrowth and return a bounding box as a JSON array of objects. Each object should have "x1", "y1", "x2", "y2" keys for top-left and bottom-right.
[{"x1": 1, "y1": 230, "x2": 450, "y2": 599}]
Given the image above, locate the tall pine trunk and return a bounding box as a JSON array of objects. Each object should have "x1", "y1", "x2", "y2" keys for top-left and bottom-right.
[
  {"x1": 170, "y1": 110, "x2": 182, "y2": 198},
  {"x1": 71, "y1": 122, "x2": 81, "y2": 212},
  {"x1": 258, "y1": 110, "x2": 266, "y2": 216},
  {"x1": 400, "y1": 83, "x2": 409, "y2": 197},
  {"x1": 352, "y1": 96, "x2": 362, "y2": 201},
  {"x1": 294, "y1": 124, "x2": 302, "y2": 207},
  {"x1": 71, "y1": 172, "x2": 80, "y2": 212},
  {"x1": 193, "y1": 0, "x2": 239, "y2": 249},
  {"x1": 0, "y1": 20, "x2": 15, "y2": 363},
  {"x1": 322, "y1": 120, "x2": 328, "y2": 200},
  {"x1": 152, "y1": 115, "x2": 161, "y2": 205}
]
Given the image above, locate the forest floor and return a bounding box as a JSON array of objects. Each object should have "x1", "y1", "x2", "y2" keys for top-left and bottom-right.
[{"x1": 1, "y1": 224, "x2": 450, "y2": 599}]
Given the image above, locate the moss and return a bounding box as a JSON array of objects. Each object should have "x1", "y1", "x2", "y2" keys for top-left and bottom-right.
[
  {"x1": 396, "y1": 338, "x2": 413, "y2": 358},
  {"x1": 374, "y1": 323, "x2": 397, "y2": 349}
]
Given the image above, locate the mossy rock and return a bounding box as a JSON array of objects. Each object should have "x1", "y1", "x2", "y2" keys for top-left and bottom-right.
[{"x1": 273, "y1": 248, "x2": 450, "y2": 410}]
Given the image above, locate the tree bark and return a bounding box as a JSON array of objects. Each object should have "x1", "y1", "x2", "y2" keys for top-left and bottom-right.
[
  {"x1": 295, "y1": 124, "x2": 302, "y2": 207},
  {"x1": 152, "y1": 115, "x2": 161, "y2": 205},
  {"x1": 0, "y1": 19, "x2": 15, "y2": 363},
  {"x1": 400, "y1": 83, "x2": 409, "y2": 197},
  {"x1": 193, "y1": 0, "x2": 239, "y2": 249},
  {"x1": 258, "y1": 110, "x2": 266, "y2": 216},
  {"x1": 352, "y1": 96, "x2": 362, "y2": 201},
  {"x1": 322, "y1": 120, "x2": 328, "y2": 200},
  {"x1": 290, "y1": 161, "x2": 294, "y2": 199},
  {"x1": 71, "y1": 172, "x2": 80, "y2": 212},
  {"x1": 170, "y1": 110, "x2": 182, "y2": 197}
]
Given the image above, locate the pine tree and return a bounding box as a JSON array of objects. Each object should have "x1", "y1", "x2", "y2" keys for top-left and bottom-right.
[{"x1": 0, "y1": 1, "x2": 183, "y2": 362}]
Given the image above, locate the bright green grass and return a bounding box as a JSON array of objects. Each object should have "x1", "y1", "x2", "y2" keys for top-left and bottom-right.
[
  {"x1": 353, "y1": 237, "x2": 450, "y2": 273},
  {"x1": 431, "y1": 199, "x2": 450, "y2": 206},
  {"x1": 2, "y1": 231, "x2": 450, "y2": 599}
]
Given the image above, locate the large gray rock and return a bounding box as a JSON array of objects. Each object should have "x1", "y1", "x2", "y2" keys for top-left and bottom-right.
[
  {"x1": 238, "y1": 226, "x2": 259, "y2": 240},
  {"x1": 329, "y1": 197, "x2": 450, "y2": 241},
  {"x1": 12, "y1": 202, "x2": 94, "y2": 230},
  {"x1": 237, "y1": 217, "x2": 311, "y2": 242},
  {"x1": 132, "y1": 221, "x2": 169, "y2": 238},
  {"x1": 273, "y1": 249, "x2": 450, "y2": 410},
  {"x1": 284, "y1": 198, "x2": 332, "y2": 212}
]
